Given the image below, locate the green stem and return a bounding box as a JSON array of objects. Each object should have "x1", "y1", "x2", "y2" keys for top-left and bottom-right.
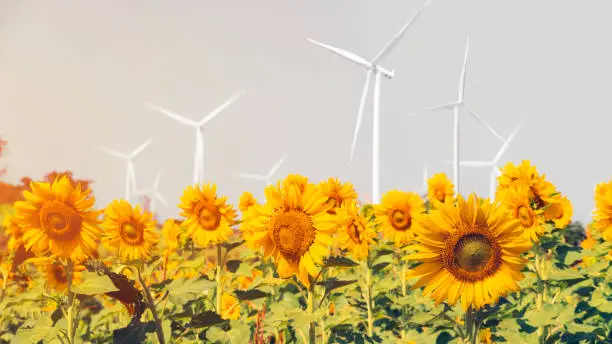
[
  {"x1": 363, "y1": 260, "x2": 374, "y2": 338},
  {"x1": 216, "y1": 245, "x2": 223, "y2": 315},
  {"x1": 307, "y1": 284, "x2": 316, "y2": 344},
  {"x1": 66, "y1": 261, "x2": 75, "y2": 344},
  {"x1": 464, "y1": 306, "x2": 479, "y2": 344},
  {"x1": 135, "y1": 266, "x2": 165, "y2": 344},
  {"x1": 400, "y1": 262, "x2": 407, "y2": 340}
]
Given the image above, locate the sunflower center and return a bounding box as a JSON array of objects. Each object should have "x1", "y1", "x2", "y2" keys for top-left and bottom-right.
[
  {"x1": 390, "y1": 209, "x2": 412, "y2": 231},
  {"x1": 444, "y1": 231, "x2": 502, "y2": 282},
  {"x1": 347, "y1": 220, "x2": 363, "y2": 244},
  {"x1": 197, "y1": 206, "x2": 221, "y2": 231},
  {"x1": 40, "y1": 201, "x2": 81, "y2": 240},
  {"x1": 119, "y1": 220, "x2": 144, "y2": 245},
  {"x1": 270, "y1": 210, "x2": 315, "y2": 262},
  {"x1": 454, "y1": 234, "x2": 493, "y2": 273},
  {"x1": 517, "y1": 206, "x2": 534, "y2": 227},
  {"x1": 435, "y1": 189, "x2": 446, "y2": 202},
  {"x1": 529, "y1": 188, "x2": 546, "y2": 209}
]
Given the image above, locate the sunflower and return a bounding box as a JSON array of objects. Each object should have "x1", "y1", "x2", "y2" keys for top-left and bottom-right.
[
  {"x1": 101, "y1": 200, "x2": 159, "y2": 261},
  {"x1": 495, "y1": 160, "x2": 540, "y2": 199},
  {"x1": 239, "y1": 192, "x2": 258, "y2": 213},
  {"x1": 374, "y1": 190, "x2": 424, "y2": 247},
  {"x1": 499, "y1": 185, "x2": 546, "y2": 241},
  {"x1": 592, "y1": 181, "x2": 612, "y2": 242},
  {"x1": 543, "y1": 196, "x2": 572, "y2": 229},
  {"x1": 427, "y1": 173, "x2": 455, "y2": 207},
  {"x1": 38, "y1": 259, "x2": 85, "y2": 293},
  {"x1": 2, "y1": 212, "x2": 25, "y2": 252},
  {"x1": 324, "y1": 200, "x2": 376, "y2": 260},
  {"x1": 405, "y1": 195, "x2": 532, "y2": 311},
  {"x1": 317, "y1": 178, "x2": 358, "y2": 214},
  {"x1": 283, "y1": 174, "x2": 309, "y2": 192},
  {"x1": 580, "y1": 225, "x2": 597, "y2": 250},
  {"x1": 235, "y1": 269, "x2": 264, "y2": 291},
  {"x1": 179, "y1": 184, "x2": 237, "y2": 248},
  {"x1": 12, "y1": 176, "x2": 102, "y2": 262},
  {"x1": 220, "y1": 293, "x2": 241, "y2": 320},
  {"x1": 240, "y1": 174, "x2": 334, "y2": 287},
  {"x1": 161, "y1": 219, "x2": 182, "y2": 255}
]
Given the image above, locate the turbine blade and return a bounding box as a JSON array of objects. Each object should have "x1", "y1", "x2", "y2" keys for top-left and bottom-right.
[
  {"x1": 408, "y1": 101, "x2": 460, "y2": 117},
  {"x1": 96, "y1": 147, "x2": 129, "y2": 159},
  {"x1": 267, "y1": 157, "x2": 286, "y2": 178},
  {"x1": 463, "y1": 105, "x2": 505, "y2": 142},
  {"x1": 130, "y1": 138, "x2": 154, "y2": 158},
  {"x1": 153, "y1": 171, "x2": 162, "y2": 188},
  {"x1": 459, "y1": 36, "x2": 470, "y2": 102},
  {"x1": 371, "y1": 0, "x2": 433, "y2": 64},
  {"x1": 493, "y1": 121, "x2": 523, "y2": 163},
  {"x1": 349, "y1": 70, "x2": 373, "y2": 164},
  {"x1": 307, "y1": 38, "x2": 372, "y2": 68},
  {"x1": 155, "y1": 191, "x2": 169, "y2": 208},
  {"x1": 146, "y1": 103, "x2": 198, "y2": 127},
  {"x1": 199, "y1": 91, "x2": 246, "y2": 127}
]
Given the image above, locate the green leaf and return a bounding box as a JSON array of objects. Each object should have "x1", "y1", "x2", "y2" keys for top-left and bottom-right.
[
  {"x1": 323, "y1": 256, "x2": 358, "y2": 268},
  {"x1": 233, "y1": 263, "x2": 254, "y2": 277},
  {"x1": 234, "y1": 289, "x2": 269, "y2": 301},
  {"x1": 598, "y1": 301, "x2": 612, "y2": 313},
  {"x1": 525, "y1": 304, "x2": 564, "y2": 327},
  {"x1": 167, "y1": 277, "x2": 216, "y2": 305},
  {"x1": 567, "y1": 322, "x2": 598, "y2": 333},
  {"x1": 13, "y1": 326, "x2": 58, "y2": 344},
  {"x1": 589, "y1": 289, "x2": 605, "y2": 308},
  {"x1": 72, "y1": 271, "x2": 119, "y2": 296},
  {"x1": 318, "y1": 278, "x2": 358, "y2": 294},
  {"x1": 225, "y1": 260, "x2": 241, "y2": 273},
  {"x1": 547, "y1": 269, "x2": 585, "y2": 281},
  {"x1": 227, "y1": 321, "x2": 251, "y2": 343},
  {"x1": 191, "y1": 311, "x2": 226, "y2": 328},
  {"x1": 563, "y1": 251, "x2": 584, "y2": 266},
  {"x1": 112, "y1": 321, "x2": 156, "y2": 344},
  {"x1": 206, "y1": 327, "x2": 230, "y2": 344}
]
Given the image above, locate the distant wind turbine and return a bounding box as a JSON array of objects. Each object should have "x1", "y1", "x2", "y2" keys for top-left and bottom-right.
[
  {"x1": 146, "y1": 91, "x2": 245, "y2": 184},
  {"x1": 408, "y1": 37, "x2": 505, "y2": 194},
  {"x1": 135, "y1": 171, "x2": 168, "y2": 214},
  {"x1": 451, "y1": 121, "x2": 523, "y2": 200},
  {"x1": 419, "y1": 163, "x2": 429, "y2": 196},
  {"x1": 308, "y1": 0, "x2": 433, "y2": 204},
  {"x1": 237, "y1": 157, "x2": 286, "y2": 186},
  {"x1": 97, "y1": 138, "x2": 154, "y2": 201}
]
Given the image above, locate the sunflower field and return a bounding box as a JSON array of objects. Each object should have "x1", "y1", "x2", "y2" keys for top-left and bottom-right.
[{"x1": 0, "y1": 160, "x2": 611, "y2": 344}]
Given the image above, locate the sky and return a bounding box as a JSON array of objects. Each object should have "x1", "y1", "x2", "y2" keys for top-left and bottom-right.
[{"x1": 0, "y1": 0, "x2": 609, "y2": 223}]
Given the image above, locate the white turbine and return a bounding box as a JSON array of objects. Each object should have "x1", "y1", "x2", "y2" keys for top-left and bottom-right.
[
  {"x1": 238, "y1": 157, "x2": 286, "y2": 186},
  {"x1": 454, "y1": 122, "x2": 523, "y2": 201},
  {"x1": 419, "y1": 163, "x2": 429, "y2": 196},
  {"x1": 308, "y1": 0, "x2": 433, "y2": 204},
  {"x1": 135, "y1": 171, "x2": 168, "y2": 214},
  {"x1": 408, "y1": 37, "x2": 505, "y2": 194},
  {"x1": 97, "y1": 138, "x2": 154, "y2": 202},
  {"x1": 146, "y1": 91, "x2": 245, "y2": 185}
]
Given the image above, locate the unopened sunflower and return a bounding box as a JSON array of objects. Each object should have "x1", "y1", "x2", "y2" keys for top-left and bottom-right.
[
  {"x1": 374, "y1": 190, "x2": 424, "y2": 247},
  {"x1": 179, "y1": 184, "x2": 237, "y2": 247},
  {"x1": 427, "y1": 173, "x2": 455, "y2": 207},
  {"x1": 317, "y1": 178, "x2": 358, "y2": 214},
  {"x1": 324, "y1": 200, "x2": 376, "y2": 260},
  {"x1": 13, "y1": 176, "x2": 102, "y2": 262},
  {"x1": 101, "y1": 200, "x2": 159, "y2": 261},
  {"x1": 406, "y1": 195, "x2": 532, "y2": 311},
  {"x1": 240, "y1": 174, "x2": 334, "y2": 287}
]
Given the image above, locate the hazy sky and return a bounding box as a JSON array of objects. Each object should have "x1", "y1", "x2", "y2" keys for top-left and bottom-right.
[{"x1": 1, "y1": 0, "x2": 609, "y2": 223}]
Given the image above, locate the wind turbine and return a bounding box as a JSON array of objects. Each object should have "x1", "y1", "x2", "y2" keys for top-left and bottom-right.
[
  {"x1": 135, "y1": 171, "x2": 168, "y2": 214},
  {"x1": 237, "y1": 157, "x2": 286, "y2": 186},
  {"x1": 418, "y1": 163, "x2": 429, "y2": 196},
  {"x1": 408, "y1": 37, "x2": 505, "y2": 194},
  {"x1": 308, "y1": 0, "x2": 433, "y2": 204},
  {"x1": 146, "y1": 91, "x2": 245, "y2": 185},
  {"x1": 453, "y1": 122, "x2": 523, "y2": 200},
  {"x1": 97, "y1": 138, "x2": 154, "y2": 201}
]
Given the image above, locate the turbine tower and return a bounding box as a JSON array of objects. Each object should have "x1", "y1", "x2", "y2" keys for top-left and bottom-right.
[
  {"x1": 408, "y1": 37, "x2": 505, "y2": 194},
  {"x1": 308, "y1": 0, "x2": 433, "y2": 204},
  {"x1": 237, "y1": 157, "x2": 286, "y2": 186},
  {"x1": 455, "y1": 122, "x2": 523, "y2": 200},
  {"x1": 146, "y1": 91, "x2": 245, "y2": 184},
  {"x1": 97, "y1": 138, "x2": 154, "y2": 201},
  {"x1": 135, "y1": 171, "x2": 168, "y2": 214}
]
